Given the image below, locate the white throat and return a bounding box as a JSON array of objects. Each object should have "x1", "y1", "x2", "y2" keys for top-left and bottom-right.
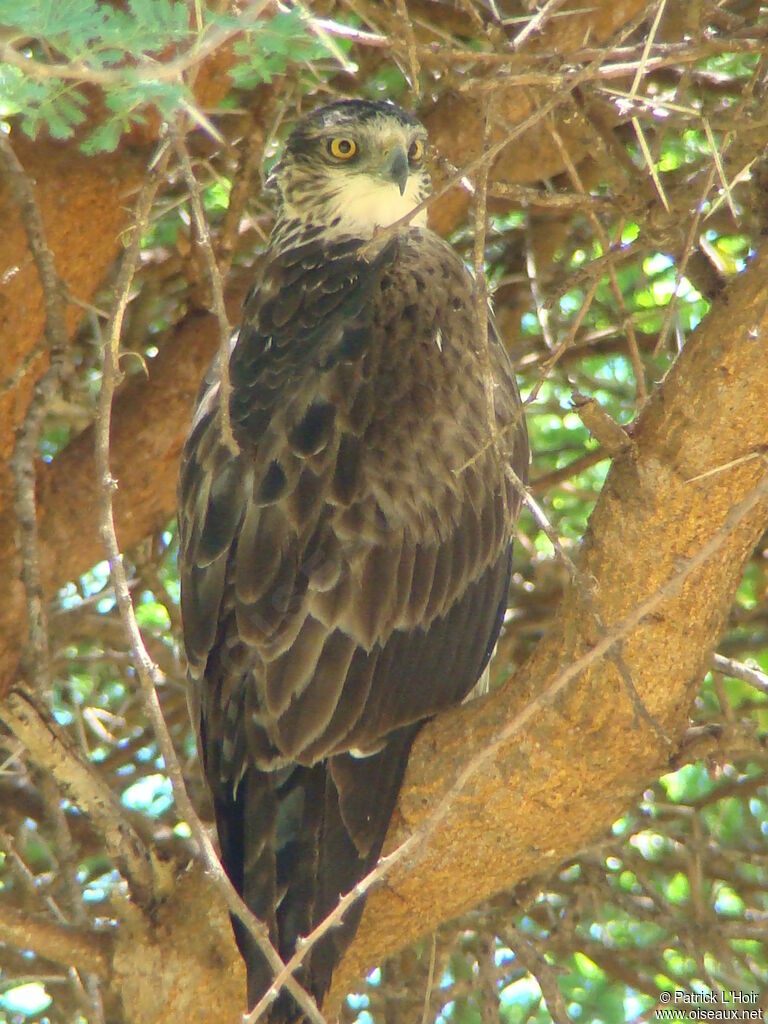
[{"x1": 285, "y1": 175, "x2": 427, "y2": 240}]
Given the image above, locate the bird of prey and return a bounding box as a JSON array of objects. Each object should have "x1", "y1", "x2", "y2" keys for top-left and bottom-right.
[{"x1": 178, "y1": 98, "x2": 529, "y2": 1020}]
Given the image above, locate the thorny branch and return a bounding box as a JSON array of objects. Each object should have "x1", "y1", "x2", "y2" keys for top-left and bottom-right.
[
  {"x1": 93, "y1": 140, "x2": 328, "y2": 1024},
  {"x1": 171, "y1": 125, "x2": 237, "y2": 455},
  {"x1": 548, "y1": 123, "x2": 648, "y2": 405}
]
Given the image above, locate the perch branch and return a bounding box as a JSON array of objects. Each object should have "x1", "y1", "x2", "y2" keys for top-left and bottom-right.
[
  {"x1": 0, "y1": 904, "x2": 112, "y2": 980},
  {"x1": 326, "y1": 245, "x2": 768, "y2": 1009}
]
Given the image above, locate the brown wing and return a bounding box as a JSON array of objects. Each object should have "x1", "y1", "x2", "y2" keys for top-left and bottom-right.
[{"x1": 178, "y1": 227, "x2": 528, "y2": 1016}]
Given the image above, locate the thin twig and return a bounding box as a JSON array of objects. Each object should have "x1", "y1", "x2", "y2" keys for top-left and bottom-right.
[
  {"x1": 473, "y1": 101, "x2": 503, "y2": 470},
  {"x1": 420, "y1": 935, "x2": 437, "y2": 1024},
  {"x1": 712, "y1": 653, "x2": 768, "y2": 697},
  {"x1": 93, "y1": 140, "x2": 327, "y2": 1024},
  {"x1": 507, "y1": 466, "x2": 580, "y2": 580},
  {"x1": 524, "y1": 275, "x2": 602, "y2": 409},
  {"x1": 171, "y1": 125, "x2": 238, "y2": 454},
  {"x1": 631, "y1": 117, "x2": 670, "y2": 213},
  {"x1": 529, "y1": 449, "x2": 607, "y2": 494},
  {"x1": 0, "y1": 339, "x2": 47, "y2": 397},
  {"x1": 702, "y1": 119, "x2": 738, "y2": 222},
  {"x1": 395, "y1": 0, "x2": 421, "y2": 95},
  {"x1": 38, "y1": 771, "x2": 89, "y2": 924},
  {"x1": 500, "y1": 924, "x2": 570, "y2": 1024},
  {"x1": 628, "y1": 0, "x2": 668, "y2": 100},
  {"x1": 653, "y1": 57, "x2": 761, "y2": 359},
  {"x1": 300, "y1": 3, "x2": 358, "y2": 74},
  {"x1": 653, "y1": 161, "x2": 718, "y2": 356},
  {"x1": 511, "y1": 0, "x2": 571, "y2": 52},
  {"x1": 217, "y1": 107, "x2": 282, "y2": 276},
  {"x1": 0, "y1": 825, "x2": 68, "y2": 924},
  {"x1": 525, "y1": 220, "x2": 556, "y2": 352}
]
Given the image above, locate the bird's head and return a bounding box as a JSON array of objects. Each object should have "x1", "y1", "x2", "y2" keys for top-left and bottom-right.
[{"x1": 269, "y1": 99, "x2": 431, "y2": 243}]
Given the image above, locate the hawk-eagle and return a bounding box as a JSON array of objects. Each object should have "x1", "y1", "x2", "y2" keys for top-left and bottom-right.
[{"x1": 178, "y1": 99, "x2": 529, "y2": 1020}]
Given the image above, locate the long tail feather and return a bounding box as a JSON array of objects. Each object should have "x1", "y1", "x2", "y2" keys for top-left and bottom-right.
[{"x1": 214, "y1": 723, "x2": 422, "y2": 1021}]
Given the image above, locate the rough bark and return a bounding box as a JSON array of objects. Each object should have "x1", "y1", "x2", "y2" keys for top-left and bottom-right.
[
  {"x1": 0, "y1": 48, "x2": 234, "y2": 462},
  {"x1": 0, "y1": 53, "x2": 238, "y2": 690},
  {"x1": 0, "y1": 303, "x2": 224, "y2": 689},
  {"x1": 111, "y1": 868, "x2": 246, "y2": 1024}
]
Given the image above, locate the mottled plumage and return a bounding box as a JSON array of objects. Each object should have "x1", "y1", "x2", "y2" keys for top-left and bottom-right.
[{"x1": 178, "y1": 99, "x2": 529, "y2": 1020}]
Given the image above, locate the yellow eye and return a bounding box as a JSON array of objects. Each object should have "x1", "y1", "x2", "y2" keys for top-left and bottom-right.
[
  {"x1": 328, "y1": 137, "x2": 357, "y2": 160},
  {"x1": 408, "y1": 139, "x2": 425, "y2": 164}
]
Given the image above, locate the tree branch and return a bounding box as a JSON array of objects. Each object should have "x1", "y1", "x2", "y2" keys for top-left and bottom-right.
[
  {"x1": 0, "y1": 903, "x2": 113, "y2": 980},
  {"x1": 326, "y1": 246, "x2": 768, "y2": 1010},
  {"x1": 712, "y1": 653, "x2": 768, "y2": 697},
  {"x1": 1, "y1": 132, "x2": 73, "y2": 696},
  {"x1": 0, "y1": 134, "x2": 69, "y2": 352},
  {"x1": 0, "y1": 688, "x2": 156, "y2": 907},
  {"x1": 0, "y1": 280, "x2": 250, "y2": 696}
]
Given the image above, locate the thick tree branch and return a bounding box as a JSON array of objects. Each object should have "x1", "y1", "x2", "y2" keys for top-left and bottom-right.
[
  {"x1": 0, "y1": 133, "x2": 74, "y2": 698},
  {"x1": 0, "y1": 903, "x2": 113, "y2": 980},
  {"x1": 0, "y1": 279, "x2": 250, "y2": 695},
  {"x1": 326, "y1": 247, "x2": 768, "y2": 1009},
  {"x1": 0, "y1": 689, "x2": 157, "y2": 906},
  {"x1": 0, "y1": 137, "x2": 147, "y2": 465}
]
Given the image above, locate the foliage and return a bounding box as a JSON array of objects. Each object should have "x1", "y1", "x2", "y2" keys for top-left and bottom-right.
[{"x1": 0, "y1": 1, "x2": 332, "y2": 150}]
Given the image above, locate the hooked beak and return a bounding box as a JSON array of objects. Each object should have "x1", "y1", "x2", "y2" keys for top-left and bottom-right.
[{"x1": 382, "y1": 145, "x2": 409, "y2": 195}]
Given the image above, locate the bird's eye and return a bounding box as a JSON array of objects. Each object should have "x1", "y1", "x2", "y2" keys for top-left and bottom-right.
[
  {"x1": 408, "y1": 139, "x2": 425, "y2": 165},
  {"x1": 328, "y1": 137, "x2": 358, "y2": 160}
]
